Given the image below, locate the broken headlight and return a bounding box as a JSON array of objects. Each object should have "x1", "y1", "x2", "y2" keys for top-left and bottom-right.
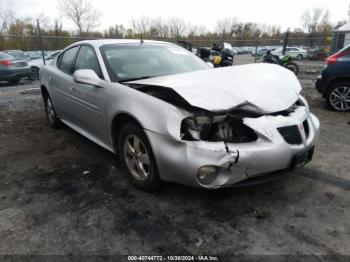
[
  {"x1": 181, "y1": 114, "x2": 258, "y2": 143},
  {"x1": 180, "y1": 115, "x2": 215, "y2": 141}
]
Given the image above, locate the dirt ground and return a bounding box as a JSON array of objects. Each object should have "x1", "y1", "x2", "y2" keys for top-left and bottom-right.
[{"x1": 0, "y1": 56, "x2": 349, "y2": 258}]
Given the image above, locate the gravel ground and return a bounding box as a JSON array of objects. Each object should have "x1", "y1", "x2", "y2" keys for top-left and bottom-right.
[{"x1": 0, "y1": 59, "x2": 349, "y2": 259}]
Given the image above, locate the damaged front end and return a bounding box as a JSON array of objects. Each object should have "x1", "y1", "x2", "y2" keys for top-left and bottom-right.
[
  {"x1": 146, "y1": 99, "x2": 319, "y2": 189},
  {"x1": 124, "y1": 65, "x2": 320, "y2": 188}
]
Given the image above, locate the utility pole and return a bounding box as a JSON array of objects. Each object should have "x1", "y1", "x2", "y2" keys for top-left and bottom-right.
[
  {"x1": 254, "y1": 31, "x2": 260, "y2": 63},
  {"x1": 37, "y1": 19, "x2": 46, "y2": 66},
  {"x1": 282, "y1": 29, "x2": 289, "y2": 55}
]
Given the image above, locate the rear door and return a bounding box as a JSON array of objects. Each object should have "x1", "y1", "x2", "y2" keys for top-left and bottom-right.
[{"x1": 69, "y1": 45, "x2": 108, "y2": 143}]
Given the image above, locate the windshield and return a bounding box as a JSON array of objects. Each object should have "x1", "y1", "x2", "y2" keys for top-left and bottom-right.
[
  {"x1": 0, "y1": 52, "x2": 14, "y2": 60},
  {"x1": 100, "y1": 44, "x2": 209, "y2": 82}
]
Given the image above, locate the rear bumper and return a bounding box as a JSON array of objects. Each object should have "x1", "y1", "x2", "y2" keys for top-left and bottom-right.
[{"x1": 0, "y1": 67, "x2": 32, "y2": 81}]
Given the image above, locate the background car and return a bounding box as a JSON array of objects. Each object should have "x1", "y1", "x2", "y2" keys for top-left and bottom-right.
[
  {"x1": 272, "y1": 47, "x2": 308, "y2": 60},
  {"x1": 28, "y1": 50, "x2": 61, "y2": 79},
  {"x1": 316, "y1": 44, "x2": 350, "y2": 111},
  {"x1": 3, "y1": 50, "x2": 30, "y2": 61},
  {"x1": 0, "y1": 51, "x2": 33, "y2": 84}
]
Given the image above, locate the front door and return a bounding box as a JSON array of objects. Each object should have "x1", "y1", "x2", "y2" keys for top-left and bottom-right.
[{"x1": 69, "y1": 45, "x2": 108, "y2": 143}]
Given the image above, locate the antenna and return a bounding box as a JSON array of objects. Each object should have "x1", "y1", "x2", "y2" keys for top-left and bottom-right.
[{"x1": 140, "y1": 32, "x2": 144, "y2": 45}]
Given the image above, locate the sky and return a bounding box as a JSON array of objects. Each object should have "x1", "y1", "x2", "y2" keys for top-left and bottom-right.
[{"x1": 9, "y1": 0, "x2": 350, "y2": 31}]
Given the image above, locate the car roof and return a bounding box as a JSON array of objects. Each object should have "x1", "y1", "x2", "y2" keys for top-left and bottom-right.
[{"x1": 65, "y1": 39, "x2": 172, "y2": 49}]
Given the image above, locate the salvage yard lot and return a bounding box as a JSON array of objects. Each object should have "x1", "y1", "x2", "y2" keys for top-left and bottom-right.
[{"x1": 0, "y1": 57, "x2": 349, "y2": 256}]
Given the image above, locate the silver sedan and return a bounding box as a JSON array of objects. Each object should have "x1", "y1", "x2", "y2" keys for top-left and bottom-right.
[{"x1": 40, "y1": 39, "x2": 320, "y2": 190}]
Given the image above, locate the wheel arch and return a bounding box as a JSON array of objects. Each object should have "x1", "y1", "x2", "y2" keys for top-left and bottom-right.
[
  {"x1": 40, "y1": 84, "x2": 49, "y2": 100},
  {"x1": 325, "y1": 76, "x2": 350, "y2": 96},
  {"x1": 111, "y1": 112, "x2": 145, "y2": 151}
]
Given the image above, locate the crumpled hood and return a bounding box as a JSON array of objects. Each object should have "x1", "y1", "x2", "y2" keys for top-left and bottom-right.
[{"x1": 130, "y1": 63, "x2": 302, "y2": 113}]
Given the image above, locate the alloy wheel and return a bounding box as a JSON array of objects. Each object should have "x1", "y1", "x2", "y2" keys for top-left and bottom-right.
[
  {"x1": 123, "y1": 135, "x2": 151, "y2": 181},
  {"x1": 46, "y1": 97, "x2": 55, "y2": 123},
  {"x1": 329, "y1": 86, "x2": 350, "y2": 111}
]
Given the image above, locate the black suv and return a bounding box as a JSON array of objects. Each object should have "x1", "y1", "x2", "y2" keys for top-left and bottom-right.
[{"x1": 316, "y1": 44, "x2": 350, "y2": 111}]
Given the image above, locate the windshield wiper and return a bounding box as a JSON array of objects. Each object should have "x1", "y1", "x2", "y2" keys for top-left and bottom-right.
[{"x1": 119, "y1": 76, "x2": 154, "y2": 83}]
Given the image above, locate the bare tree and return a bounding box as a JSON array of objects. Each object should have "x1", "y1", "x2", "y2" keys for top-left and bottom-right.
[
  {"x1": 37, "y1": 13, "x2": 51, "y2": 31},
  {"x1": 58, "y1": 0, "x2": 100, "y2": 37},
  {"x1": 187, "y1": 23, "x2": 206, "y2": 38},
  {"x1": 152, "y1": 17, "x2": 170, "y2": 39},
  {"x1": 215, "y1": 17, "x2": 238, "y2": 40},
  {"x1": 53, "y1": 18, "x2": 63, "y2": 35},
  {"x1": 0, "y1": 0, "x2": 16, "y2": 35},
  {"x1": 301, "y1": 8, "x2": 328, "y2": 47},
  {"x1": 169, "y1": 17, "x2": 186, "y2": 40},
  {"x1": 130, "y1": 15, "x2": 151, "y2": 36}
]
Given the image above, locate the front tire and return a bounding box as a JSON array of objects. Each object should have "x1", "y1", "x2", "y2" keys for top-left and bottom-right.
[
  {"x1": 43, "y1": 93, "x2": 62, "y2": 129},
  {"x1": 118, "y1": 122, "x2": 161, "y2": 191},
  {"x1": 285, "y1": 62, "x2": 299, "y2": 75},
  {"x1": 326, "y1": 82, "x2": 350, "y2": 111}
]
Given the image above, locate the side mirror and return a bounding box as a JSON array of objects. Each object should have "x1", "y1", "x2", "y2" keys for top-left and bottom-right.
[
  {"x1": 73, "y1": 69, "x2": 102, "y2": 87},
  {"x1": 207, "y1": 62, "x2": 214, "y2": 68}
]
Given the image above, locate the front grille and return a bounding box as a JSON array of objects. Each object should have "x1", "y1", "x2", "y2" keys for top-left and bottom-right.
[{"x1": 278, "y1": 125, "x2": 302, "y2": 145}]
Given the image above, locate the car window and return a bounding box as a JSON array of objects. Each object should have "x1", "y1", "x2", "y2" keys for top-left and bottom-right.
[
  {"x1": 74, "y1": 46, "x2": 102, "y2": 78},
  {"x1": 0, "y1": 52, "x2": 13, "y2": 60},
  {"x1": 337, "y1": 43, "x2": 350, "y2": 53},
  {"x1": 57, "y1": 46, "x2": 79, "y2": 74},
  {"x1": 100, "y1": 44, "x2": 209, "y2": 82}
]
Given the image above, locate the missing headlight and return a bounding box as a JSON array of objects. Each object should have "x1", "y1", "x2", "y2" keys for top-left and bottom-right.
[{"x1": 181, "y1": 114, "x2": 258, "y2": 143}]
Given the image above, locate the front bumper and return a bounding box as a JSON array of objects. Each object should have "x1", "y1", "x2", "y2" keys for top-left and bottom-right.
[
  {"x1": 146, "y1": 107, "x2": 320, "y2": 189},
  {"x1": 315, "y1": 75, "x2": 326, "y2": 95}
]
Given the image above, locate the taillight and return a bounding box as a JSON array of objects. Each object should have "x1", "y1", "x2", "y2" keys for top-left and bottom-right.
[
  {"x1": 0, "y1": 60, "x2": 12, "y2": 67},
  {"x1": 326, "y1": 50, "x2": 350, "y2": 65}
]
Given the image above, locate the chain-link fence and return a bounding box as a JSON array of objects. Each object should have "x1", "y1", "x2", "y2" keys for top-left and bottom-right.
[{"x1": 0, "y1": 33, "x2": 332, "y2": 74}]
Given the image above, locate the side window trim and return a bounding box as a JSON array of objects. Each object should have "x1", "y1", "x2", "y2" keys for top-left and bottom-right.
[
  {"x1": 56, "y1": 45, "x2": 80, "y2": 76},
  {"x1": 73, "y1": 44, "x2": 104, "y2": 79}
]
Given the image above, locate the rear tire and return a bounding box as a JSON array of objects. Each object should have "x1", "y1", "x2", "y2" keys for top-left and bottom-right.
[
  {"x1": 296, "y1": 54, "x2": 303, "y2": 60},
  {"x1": 43, "y1": 93, "x2": 62, "y2": 129},
  {"x1": 31, "y1": 67, "x2": 40, "y2": 80},
  {"x1": 118, "y1": 122, "x2": 161, "y2": 191},
  {"x1": 326, "y1": 82, "x2": 350, "y2": 111}
]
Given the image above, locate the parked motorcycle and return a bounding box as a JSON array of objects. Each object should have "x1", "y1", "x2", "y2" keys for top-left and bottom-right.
[
  {"x1": 196, "y1": 42, "x2": 234, "y2": 67},
  {"x1": 261, "y1": 51, "x2": 299, "y2": 75}
]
